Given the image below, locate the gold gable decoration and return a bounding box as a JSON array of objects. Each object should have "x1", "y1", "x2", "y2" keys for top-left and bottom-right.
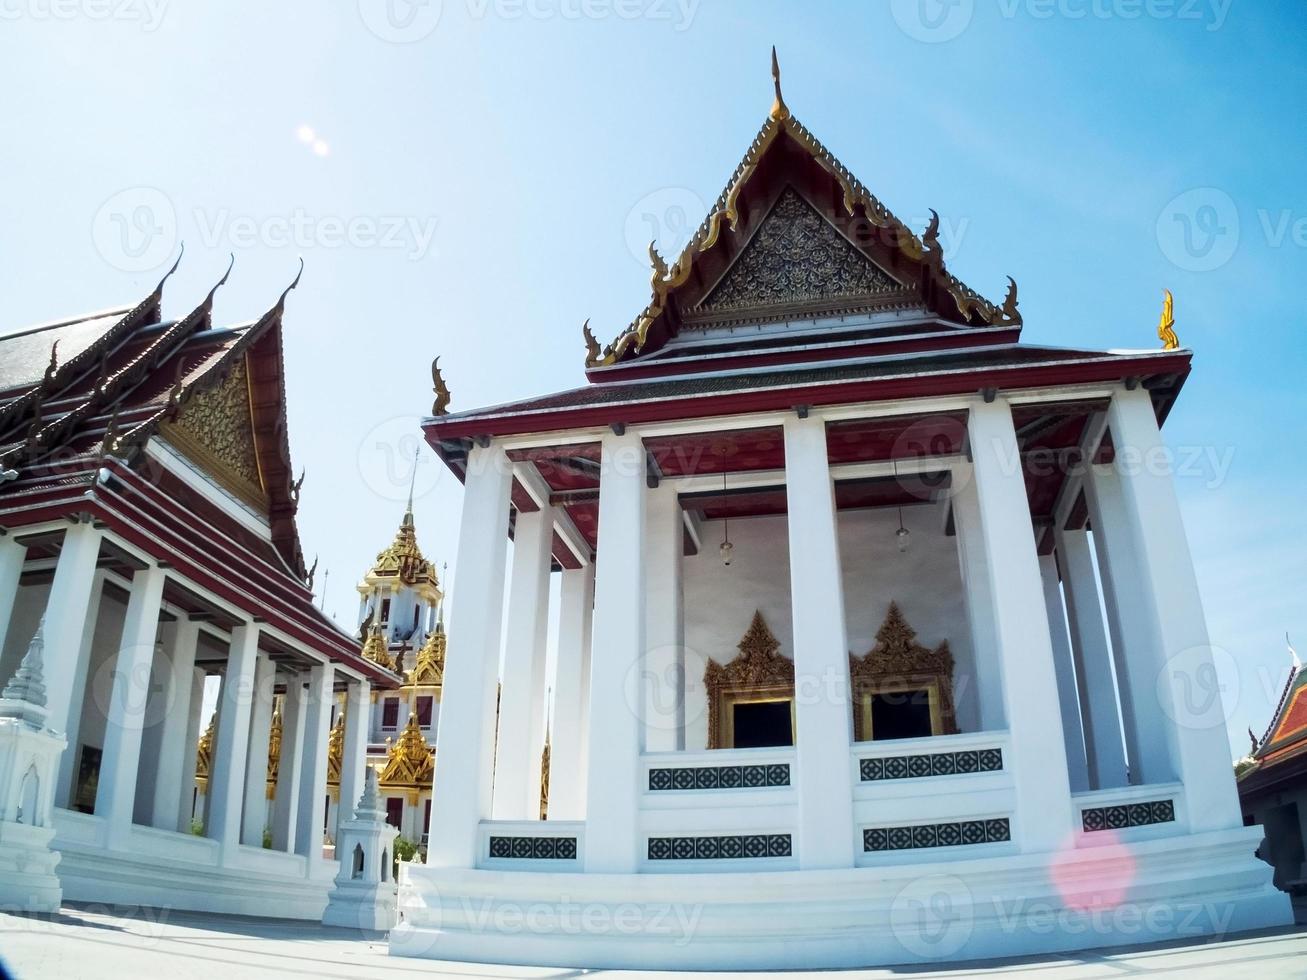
[
  {"x1": 162, "y1": 355, "x2": 267, "y2": 509},
  {"x1": 849, "y1": 602, "x2": 958, "y2": 741},
  {"x1": 699, "y1": 188, "x2": 900, "y2": 314},
  {"x1": 194, "y1": 713, "x2": 216, "y2": 793},
  {"x1": 361, "y1": 624, "x2": 394, "y2": 671},
  {"x1": 379, "y1": 714, "x2": 435, "y2": 799},
  {"x1": 705, "y1": 611, "x2": 795, "y2": 749}
]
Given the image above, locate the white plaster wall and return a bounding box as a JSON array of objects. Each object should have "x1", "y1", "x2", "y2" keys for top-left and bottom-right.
[{"x1": 681, "y1": 502, "x2": 979, "y2": 751}]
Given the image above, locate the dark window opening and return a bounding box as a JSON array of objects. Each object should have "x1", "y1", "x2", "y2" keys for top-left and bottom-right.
[
  {"x1": 385, "y1": 797, "x2": 403, "y2": 829},
  {"x1": 870, "y1": 690, "x2": 933, "y2": 740},
  {"x1": 416, "y1": 696, "x2": 434, "y2": 727},
  {"x1": 381, "y1": 698, "x2": 399, "y2": 730},
  {"x1": 732, "y1": 700, "x2": 793, "y2": 748}
]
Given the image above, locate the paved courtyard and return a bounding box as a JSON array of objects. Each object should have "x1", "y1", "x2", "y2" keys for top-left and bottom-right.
[{"x1": 2, "y1": 902, "x2": 1306, "y2": 979}]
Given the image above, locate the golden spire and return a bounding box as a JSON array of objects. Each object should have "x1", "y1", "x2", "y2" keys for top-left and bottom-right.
[
  {"x1": 1157, "y1": 288, "x2": 1179, "y2": 350},
  {"x1": 769, "y1": 47, "x2": 790, "y2": 122},
  {"x1": 361, "y1": 624, "x2": 393, "y2": 670}
]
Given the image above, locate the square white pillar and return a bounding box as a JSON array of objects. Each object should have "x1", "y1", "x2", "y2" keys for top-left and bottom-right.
[
  {"x1": 336, "y1": 678, "x2": 371, "y2": 842},
  {"x1": 0, "y1": 536, "x2": 27, "y2": 656},
  {"x1": 493, "y1": 505, "x2": 554, "y2": 820},
  {"x1": 1056, "y1": 528, "x2": 1128, "y2": 788},
  {"x1": 96, "y1": 564, "x2": 166, "y2": 850},
  {"x1": 295, "y1": 663, "x2": 335, "y2": 859},
  {"x1": 550, "y1": 562, "x2": 594, "y2": 821},
  {"x1": 783, "y1": 414, "x2": 856, "y2": 870},
  {"x1": 967, "y1": 398, "x2": 1073, "y2": 852},
  {"x1": 56, "y1": 571, "x2": 106, "y2": 809},
  {"x1": 427, "y1": 443, "x2": 513, "y2": 869},
  {"x1": 151, "y1": 619, "x2": 201, "y2": 829},
  {"x1": 241, "y1": 653, "x2": 277, "y2": 846},
  {"x1": 271, "y1": 672, "x2": 307, "y2": 852},
  {"x1": 951, "y1": 466, "x2": 1006, "y2": 730},
  {"x1": 1104, "y1": 386, "x2": 1243, "y2": 831},
  {"x1": 209, "y1": 623, "x2": 260, "y2": 857},
  {"x1": 644, "y1": 482, "x2": 685, "y2": 752},
  {"x1": 1039, "y1": 553, "x2": 1089, "y2": 793},
  {"x1": 583, "y1": 430, "x2": 646, "y2": 873},
  {"x1": 42, "y1": 523, "x2": 103, "y2": 737}
]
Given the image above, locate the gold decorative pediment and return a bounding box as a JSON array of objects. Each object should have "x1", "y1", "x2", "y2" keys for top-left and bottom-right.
[
  {"x1": 850, "y1": 602, "x2": 957, "y2": 740},
  {"x1": 379, "y1": 714, "x2": 435, "y2": 788},
  {"x1": 162, "y1": 355, "x2": 267, "y2": 509},
  {"x1": 705, "y1": 611, "x2": 794, "y2": 749},
  {"x1": 699, "y1": 188, "x2": 900, "y2": 314},
  {"x1": 406, "y1": 626, "x2": 445, "y2": 688}
]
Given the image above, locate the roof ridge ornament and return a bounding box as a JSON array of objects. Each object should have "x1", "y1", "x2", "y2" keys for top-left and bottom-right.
[
  {"x1": 1290, "y1": 633, "x2": 1302, "y2": 672},
  {"x1": 1157, "y1": 288, "x2": 1178, "y2": 350},
  {"x1": 431, "y1": 357, "x2": 451, "y2": 416},
  {"x1": 769, "y1": 46, "x2": 790, "y2": 122},
  {"x1": 996, "y1": 276, "x2": 1022, "y2": 326}
]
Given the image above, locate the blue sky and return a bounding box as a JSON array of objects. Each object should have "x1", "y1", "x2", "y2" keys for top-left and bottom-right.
[{"x1": 1, "y1": 1, "x2": 1303, "y2": 761}]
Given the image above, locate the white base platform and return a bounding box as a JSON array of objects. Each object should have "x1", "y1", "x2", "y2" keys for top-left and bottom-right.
[
  {"x1": 0, "y1": 821, "x2": 62, "y2": 912},
  {"x1": 391, "y1": 827, "x2": 1293, "y2": 971}
]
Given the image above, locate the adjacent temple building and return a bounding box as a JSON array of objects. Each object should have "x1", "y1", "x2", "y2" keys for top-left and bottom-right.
[
  {"x1": 0, "y1": 262, "x2": 400, "y2": 919},
  {"x1": 395, "y1": 54, "x2": 1292, "y2": 969}
]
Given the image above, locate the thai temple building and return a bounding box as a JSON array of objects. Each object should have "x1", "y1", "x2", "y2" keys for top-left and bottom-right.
[
  {"x1": 394, "y1": 55, "x2": 1293, "y2": 969},
  {"x1": 1239, "y1": 643, "x2": 1307, "y2": 893},
  {"x1": 0, "y1": 261, "x2": 396, "y2": 919}
]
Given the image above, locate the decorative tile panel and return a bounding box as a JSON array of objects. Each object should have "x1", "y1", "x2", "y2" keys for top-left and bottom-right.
[
  {"x1": 488, "y1": 836, "x2": 578, "y2": 860},
  {"x1": 863, "y1": 818, "x2": 1010, "y2": 852},
  {"x1": 1080, "y1": 798, "x2": 1175, "y2": 833},
  {"x1": 859, "y1": 747, "x2": 1002, "y2": 782},
  {"x1": 647, "y1": 833, "x2": 792, "y2": 861},
  {"x1": 648, "y1": 763, "x2": 790, "y2": 792}
]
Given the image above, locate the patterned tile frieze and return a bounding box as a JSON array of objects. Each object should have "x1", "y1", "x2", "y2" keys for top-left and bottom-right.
[
  {"x1": 1080, "y1": 798, "x2": 1175, "y2": 833},
  {"x1": 648, "y1": 763, "x2": 791, "y2": 792},
  {"x1": 858, "y1": 747, "x2": 1002, "y2": 782},
  {"x1": 488, "y1": 836, "x2": 579, "y2": 860},
  {"x1": 647, "y1": 833, "x2": 792, "y2": 861},
  {"x1": 863, "y1": 817, "x2": 1011, "y2": 852}
]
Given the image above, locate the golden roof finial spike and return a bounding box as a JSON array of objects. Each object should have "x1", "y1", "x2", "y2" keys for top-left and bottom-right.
[
  {"x1": 769, "y1": 46, "x2": 790, "y2": 122},
  {"x1": 1157, "y1": 288, "x2": 1179, "y2": 350}
]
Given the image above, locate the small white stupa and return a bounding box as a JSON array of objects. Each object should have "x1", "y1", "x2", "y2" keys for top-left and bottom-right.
[{"x1": 321, "y1": 766, "x2": 399, "y2": 931}]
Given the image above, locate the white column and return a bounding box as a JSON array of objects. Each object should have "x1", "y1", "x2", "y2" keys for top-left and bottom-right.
[
  {"x1": 583, "y1": 430, "x2": 646, "y2": 873},
  {"x1": 43, "y1": 522, "x2": 103, "y2": 737},
  {"x1": 56, "y1": 572, "x2": 106, "y2": 808},
  {"x1": 967, "y1": 398, "x2": 1073, "y2": 851},
  {"x1": 336, "y1": 678, "x2": 370, "y2": 841},
  {"x1": 1104, "y1": 386, "x2": 1243, "y2": 831},
  {"x1": 271, "y1": 672, "x2": 307, "y2": 852},
  {"x1": 783, "y1": 414, "x2": 856, "y2": 870},
  {"x1": 295, "y1": 663, "x2": 335, "y2": 859},
  {"x1": 550, "y1": 562, "x2": 594, "y2": 821},
  {"x1": 643, "y1": 482, "x2": 685, "y2": 752},
  {"x1": 240, "y1": 653, "x2": 277, "y2": 846},
  {"x1": 427, "y1": 443, "x2": 513, "y2": 869},
  {"x1": 97, "y1": 564, "x2": 166, "y2": 850},
  {"x1": 1057, "y1": 528, "x2": 1128, "y2": 789},
  {"x1": 209, "y1": 623, "x2": 260, "y2": 857},
  {"x1": 0, "y1": 535, "x2": 26, "y2": 654},
  {"x1": 151, "y1": 619, "x2": 201, "y2": 828},
  {"x1": 177, "y1": 665, "x2": 206, "y2": 831},
  {"x1": 493, "y1": 505, "x2": 554, "y2": 820},
  {"x1": 1039, "y1": 553, "x2": 1089, "y2": 793},
  {"x1": 951, "y1": 467, "x2": 1006, "y2": 730}
]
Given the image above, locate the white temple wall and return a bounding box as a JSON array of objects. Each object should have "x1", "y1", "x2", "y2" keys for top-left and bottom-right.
[{"x1": 682, "y1": 502, "x2": 977, "y2": 751}]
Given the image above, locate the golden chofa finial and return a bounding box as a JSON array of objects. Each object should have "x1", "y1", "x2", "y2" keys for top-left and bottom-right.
[
  {"x1": 1157, "y1": 288, "x2": 1179, "y2": 350},
  {"x1": 769, "y1": 46, "x2": 790, "y2": 122}
]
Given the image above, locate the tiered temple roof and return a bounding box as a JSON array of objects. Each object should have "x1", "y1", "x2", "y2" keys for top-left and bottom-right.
[
  {"x1": 1240, "y1": 649, "x2": 1307, "y2": 796},
  {"x1": 0, "y1": 256, "x2": 398, "y2": 684}
]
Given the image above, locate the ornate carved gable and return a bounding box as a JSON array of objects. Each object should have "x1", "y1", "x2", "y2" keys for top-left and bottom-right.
[
  {"x1": 407, "y1": 627, "x2": 445, "y2": 688},
  {"x1": 705, "y1": 610, "x2": 794, "y2": 749},
  {"x1": 379, "y1": 714, "x2": 435, "y2": 788},
  {"x1": 699, "y1": 188, "x2": 900, "y2": 315},
  {"x1": 850, "y1": 602, "x2": 957, "y2": 738},
  {"x1": 162, "y1": 355, "x2": 266, "y2": 509}
]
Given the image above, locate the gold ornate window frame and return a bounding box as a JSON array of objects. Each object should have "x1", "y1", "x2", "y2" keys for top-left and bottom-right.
[
  {"x1": 704, "y1": 611, "x2": 796, "y2": 750},
  {"x1": 849, "y1": 602, "x2": 958, "y2": 742}
]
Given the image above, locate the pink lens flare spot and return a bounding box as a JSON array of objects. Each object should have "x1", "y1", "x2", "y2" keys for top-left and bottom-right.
[{"x1": 1049, "y1": 830, "x2": 1138, "y2": 912}]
